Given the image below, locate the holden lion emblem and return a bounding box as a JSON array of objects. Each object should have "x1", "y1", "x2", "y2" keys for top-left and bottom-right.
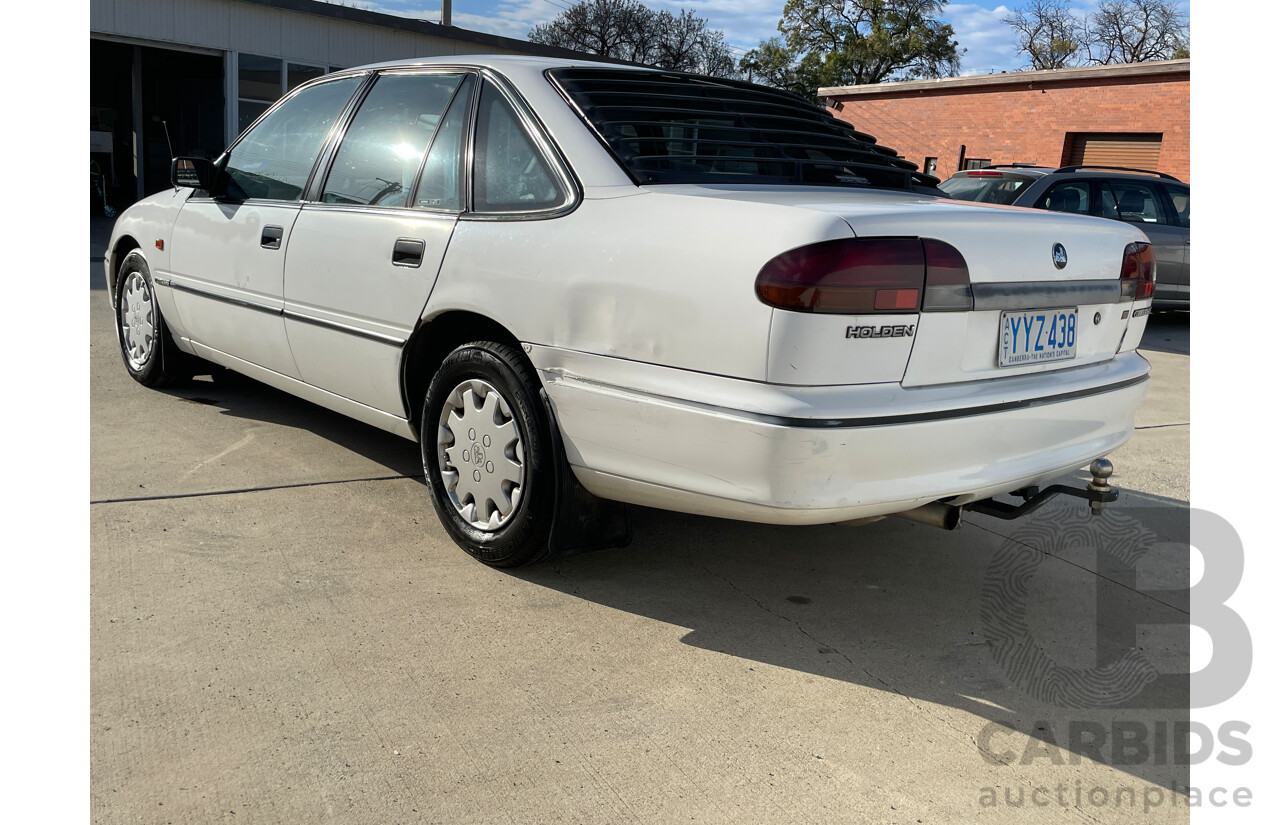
[{"x1": 1052, "y1": 243, "x2": 1068, "y2": 270}]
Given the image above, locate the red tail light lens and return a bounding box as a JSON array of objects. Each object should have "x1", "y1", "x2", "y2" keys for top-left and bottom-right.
[
  {"x1": 755, "y1": 238, "x2": 925, "y2": 314},
  {"x1": 755, "y1": 237, "x2": 971, "y2": 314},
  {"x1": 1120, "y1": 242, "x2": 1156, "y2": 300}
]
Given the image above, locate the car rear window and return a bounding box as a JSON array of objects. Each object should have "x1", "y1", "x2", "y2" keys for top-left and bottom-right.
[
  {"x1": 549, "y1": 68, "x2": 938, "y2": 193},
  {"x1": 938, "y1": 173, "x2": 1035, "y2": 205}
]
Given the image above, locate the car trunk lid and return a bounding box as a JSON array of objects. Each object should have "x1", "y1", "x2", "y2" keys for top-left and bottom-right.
[{"x1": 651, "y1": 185, "x2": 1149, "y2": 387}]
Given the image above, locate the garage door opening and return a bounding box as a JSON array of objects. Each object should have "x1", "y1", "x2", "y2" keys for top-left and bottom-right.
[
  {"x1": 1062, "y1": 132, "x2": 1163, "y2": 172},
  {"x1": 91, "y1": 39, "x2": 224, "y2": 210}
]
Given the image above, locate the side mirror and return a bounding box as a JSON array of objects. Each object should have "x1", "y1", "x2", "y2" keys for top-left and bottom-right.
[{"x1": 171, "y1": 156, "x2": 221, "y2": 194}]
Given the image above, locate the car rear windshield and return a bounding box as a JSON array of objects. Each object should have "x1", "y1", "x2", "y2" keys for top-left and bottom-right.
[
  {"x1": 938, "y1": 173, "x2": 1036, "y2": 205},
  {"x1": 548, "y1": 68, "x2": 938, "y2": 193}
]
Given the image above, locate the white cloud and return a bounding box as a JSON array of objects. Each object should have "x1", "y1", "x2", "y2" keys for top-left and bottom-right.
[{"x1": 945, "y1": 4, "x2": 1021, "y2": 75}]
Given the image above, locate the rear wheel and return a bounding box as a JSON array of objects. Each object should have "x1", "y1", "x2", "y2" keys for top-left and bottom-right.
[
  {"x1": 114, "y1": 250, "x2": 190, "y2": 387},
  {"x1": 421, "y1": 342, "x2": 555, "y2": 567}
]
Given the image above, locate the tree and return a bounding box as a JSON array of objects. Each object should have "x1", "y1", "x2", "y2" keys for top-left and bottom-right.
[
  {"x1": 739, "y1": 38, "x2": 814, "y2": 98},
  {"x1": 1085, "y1": 0, "x2": 1189, "y2": 64},
  {"x1": 1002, "y1": 0, "x2": 1086, "y2": 69},
  {"x1": 740, "y1": 1, "x2": 962, "y2": 101},
  {"x1": 1002, "y1": 0, "x2": 1189, "y2": 69},
  {"x1": 528, "y1": 0, "x2": 737, "y2": 77}
]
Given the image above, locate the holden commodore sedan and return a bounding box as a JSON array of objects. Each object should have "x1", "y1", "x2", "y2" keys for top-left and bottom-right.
[{"x1": 106, "y1": 55, "x2": 1154, "y2": 567}]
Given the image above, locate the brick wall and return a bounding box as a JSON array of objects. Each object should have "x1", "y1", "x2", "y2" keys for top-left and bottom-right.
[{"x1": 827, "y1": 73, "x2": 1190, "y2": 183}]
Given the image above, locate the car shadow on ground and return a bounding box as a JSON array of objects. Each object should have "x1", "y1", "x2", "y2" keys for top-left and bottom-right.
[
  {"x1": 1139, "y1": 311, "x2": 1189, "y2": 355},
  {"x1": 160, "y1": 359, "x2": 1190, "y2": 792},
  {"x1": 514, "y1": 496, "x2": 1190, "y2": 791},
  {"x1": 166, "y1": 367, "x2": 426, "y2": 479}
]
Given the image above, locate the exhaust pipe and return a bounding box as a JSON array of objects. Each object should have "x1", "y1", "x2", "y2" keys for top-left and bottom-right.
[{"x1": 892, "y1": 501, "x2": 963, "y2": 530}]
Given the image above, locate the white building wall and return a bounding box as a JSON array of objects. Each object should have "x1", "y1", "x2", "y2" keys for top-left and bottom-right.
[
  {"x1": 92, "y1": 0, "x2": 525, "y2": 67},
  {"x1": 91, "y1": 0, "x2": 537, "y2": 192}
]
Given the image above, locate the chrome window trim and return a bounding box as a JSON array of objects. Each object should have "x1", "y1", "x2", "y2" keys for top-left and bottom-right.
[
  {"x1": 298, "y1": 202, "x2": 463, "y2": 222},
  {"x1": 310, "y1": 68, "x2": 477, "y2": 213},
  {"x1": 213, "y1": 72, "x2": 372, "y2": 206},
  {"x1": 461, "y1": 68, "x2": 582, "y2": 222}
]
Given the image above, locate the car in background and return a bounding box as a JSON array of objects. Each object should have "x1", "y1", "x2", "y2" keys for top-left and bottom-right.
[
  {"x1": 940, "y1": 165, "x2": 1189, "y2": 310},
  {"x1": 105, "y1": 56, "x2": 1154, "y2": 567}
]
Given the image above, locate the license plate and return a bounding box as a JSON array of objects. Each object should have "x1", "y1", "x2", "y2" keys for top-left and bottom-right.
[{"x1": 999, "y1": 308, "x2": 1078, "y2": 367}]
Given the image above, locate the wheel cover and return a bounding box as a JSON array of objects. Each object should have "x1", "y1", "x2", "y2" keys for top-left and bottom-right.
[
  {"x1": 120, "y1": 272, "x2": 157, "y2": 371},
  {"x1": 437, "y1": 378, "x2": 526, "y2": 531}
]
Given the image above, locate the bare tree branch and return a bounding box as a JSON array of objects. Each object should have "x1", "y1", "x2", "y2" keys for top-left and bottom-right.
[
  {"x1": 1085, "y1": 0, "x2": 1189, "y2": 64},
  {"x1": 528, "y1": 0, "x2": 738, "y2": 77},
  {"x1": 1002, "y1": 0, "x2": 1086, "y2": 70}
]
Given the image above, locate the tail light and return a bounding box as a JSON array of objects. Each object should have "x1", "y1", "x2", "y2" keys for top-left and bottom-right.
[
  {"x1": 755, "y1": 238, "x2": 971, "y2": 314},
  {"x1": 1120, "y1": 242, "x2": 1156, "y2": 300}
]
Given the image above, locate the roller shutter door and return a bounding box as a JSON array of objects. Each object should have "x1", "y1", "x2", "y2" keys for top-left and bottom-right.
[{"x1": 1065, "y1": 133, "x2": 1162, "y2": 170}]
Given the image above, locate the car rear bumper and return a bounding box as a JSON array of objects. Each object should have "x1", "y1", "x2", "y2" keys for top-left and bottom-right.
[{"x1": 532, "y1": 346, "x2": 1150, "y2": 525}]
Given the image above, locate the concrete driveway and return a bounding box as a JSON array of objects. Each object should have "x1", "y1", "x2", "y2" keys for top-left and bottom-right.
[{"x1": 91, "y1": 219, "x2": 1191, "y2": 824}]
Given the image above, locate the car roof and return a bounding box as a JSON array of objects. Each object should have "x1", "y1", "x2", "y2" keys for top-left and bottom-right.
[
  {"x1": 948, "y1": 165, "x2": 1182, "y2": 184},
  {"x1": 351, "y1": 53, "x2": 646, "y2": 74},
  {"x1": 947, "y1": 166, "x2": 1053, "y2": 178}
]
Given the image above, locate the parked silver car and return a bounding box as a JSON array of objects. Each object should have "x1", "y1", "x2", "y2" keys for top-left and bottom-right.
[{"x1": 940, "y1": 165, "x2": 1189, "y2": 310}]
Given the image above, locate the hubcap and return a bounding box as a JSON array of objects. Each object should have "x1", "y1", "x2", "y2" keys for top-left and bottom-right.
[
  {"x1": 120, "y1": 272, "x2": 157, "y2": 371},
  {"x1": 437, "y1": 379, "x2": 525, "y2": 531}
]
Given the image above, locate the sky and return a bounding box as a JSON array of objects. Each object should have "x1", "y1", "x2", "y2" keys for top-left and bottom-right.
[{"x1": 318, "y1": 0, "x2": 1189, "y2": 78}]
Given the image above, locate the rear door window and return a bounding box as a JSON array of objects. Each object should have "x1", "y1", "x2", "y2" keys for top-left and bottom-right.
[
  {"x1": 1099, "y1": 179, "x2": 1169, "y2": 224},
  {"x1": 413, "y1": 75, "x2": 475, "y2": 211},
  {"x1": 321, "y1": 72, "x2": 466, "y2": 208},
  {"x1": 1161, "y1": 183, "x2": 1190, "y2": 226},
  {"x1": 1036, "y1": 181, "x2": 1092, "y2": 215}
]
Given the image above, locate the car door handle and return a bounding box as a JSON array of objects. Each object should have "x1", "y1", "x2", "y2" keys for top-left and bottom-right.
[
  {"x1": 261, "y1": 225, "x2": 284, "y2": 250},
  {"x1": 392, "y1": 238, "x2": 425, "y2": 268}
]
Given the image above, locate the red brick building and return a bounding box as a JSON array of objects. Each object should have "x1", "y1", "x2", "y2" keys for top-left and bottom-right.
[{"x1": 819, "y1": 59, "x2": 1189, "y2": 183}]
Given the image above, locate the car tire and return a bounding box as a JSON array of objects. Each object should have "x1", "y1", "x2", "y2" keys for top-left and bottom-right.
[
  {"x1": 421, "y1": 342, "x2": 556, "y2": 567},
  {"x1": 114, "y1": 249, "x2": 191, "y2": 387}
]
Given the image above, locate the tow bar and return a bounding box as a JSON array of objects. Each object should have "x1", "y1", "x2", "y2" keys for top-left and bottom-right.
[{"x1": 966, "y1": 459, "x2": 1118, "y2": 521}]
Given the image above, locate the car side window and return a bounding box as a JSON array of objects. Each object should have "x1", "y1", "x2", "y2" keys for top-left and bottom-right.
[
  {"x1": 223, "y1": 76, "x2": 362, "y2": 201},
  {"x1": 473, "y1": 81, "x2": 568, "y2": 213},
  {"x1": 1162, "y1": 183, "x2": 1190, "y2": 227},
  {"x1": 414, "y1": 75, "x2": 475, "y2": 211},
  {"x1": 321, "y1": 73, "x2": 466, "y2": 208},
  {"x1": 1100, "y1": 180, "x2": 1168, "y2": 225},
  {"x1": 1037, "y1": 181, "x2": 1091, "y2": 215}
]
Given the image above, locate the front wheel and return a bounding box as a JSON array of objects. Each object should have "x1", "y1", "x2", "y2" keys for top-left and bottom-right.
[
  {"x1": 421, "y1": 342, "x2": 556, "y2": 567},
  {"x1": 114, "y1": 250, "x2": 190, "y2": 387}
]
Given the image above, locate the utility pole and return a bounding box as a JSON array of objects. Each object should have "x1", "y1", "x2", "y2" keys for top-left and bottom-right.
[{"x1": 442, "y1": 0, "x2": 451, "y2": 26}]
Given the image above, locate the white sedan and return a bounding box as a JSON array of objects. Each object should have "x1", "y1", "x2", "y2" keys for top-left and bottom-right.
[{"x1": 105, "y1": 55, "x2": 1154, "y2": 566}]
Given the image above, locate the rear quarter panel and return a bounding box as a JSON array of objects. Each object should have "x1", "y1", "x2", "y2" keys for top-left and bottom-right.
[{"x1": 425, "y1": 192, "x2": 854, "y2": 380}]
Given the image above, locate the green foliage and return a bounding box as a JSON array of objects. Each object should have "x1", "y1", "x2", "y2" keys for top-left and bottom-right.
[{"x1": 740, "y1": 0, "x2": 962, "y2": 100}]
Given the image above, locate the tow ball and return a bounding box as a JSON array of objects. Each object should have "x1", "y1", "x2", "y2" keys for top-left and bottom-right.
[{"x1": 965, "y1": 458, "x2": 1119, "y2": 521}]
